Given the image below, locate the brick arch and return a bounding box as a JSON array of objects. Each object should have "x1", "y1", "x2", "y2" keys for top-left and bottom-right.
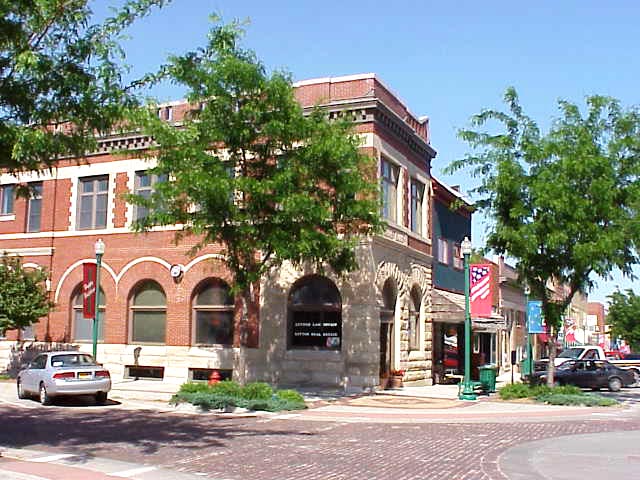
[
  {"x1": 49, "y1": 261, "x2": 116, "y2": 343},
  {"x1": 410, "y1": 263, "x2": 431, "y2": 309},
  {"x1": 54, "y1": 259, "x2": 117, "y2": 304},
  {"x1": 113, "y1": 259, "x2": 175, "y2": 345},
  {"x1": 375, "y1": 261, "x2": 409, "y2": 306}
]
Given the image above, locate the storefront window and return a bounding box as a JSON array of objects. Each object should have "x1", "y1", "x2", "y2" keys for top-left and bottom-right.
[
  {"x1": 288, "y1": 275, "x2": 341, "y2": 350},
  {"x1": 193, "y1": 279, "x2": 234, "y2": 345}
]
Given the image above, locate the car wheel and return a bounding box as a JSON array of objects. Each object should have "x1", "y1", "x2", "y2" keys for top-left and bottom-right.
[
  {"x1": 608, "y1": 377, "x2": 623, "y2": 392},
  {"x1": 17, "y1": 379, "x2": 27, "y2": 399},
  {"x1": 95, "y1": 391, "x2": 108, "y2": 405},
  {"x1": 39, "y1": 383, "x2": 52, "y2": 405}
]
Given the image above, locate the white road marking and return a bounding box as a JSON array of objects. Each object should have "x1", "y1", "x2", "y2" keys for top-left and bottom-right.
[
  {"x1": 0, "y1": 398, "x2": 38, "y2": 409},
  {"x1": 31, "y1": 453, "x2": 76, "y2": 462},
  {"x1": 110, "y1": 466, "x2": 157, "y2": 477}
]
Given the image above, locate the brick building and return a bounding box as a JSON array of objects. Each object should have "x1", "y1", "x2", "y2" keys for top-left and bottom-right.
[{"x1": 0, "y1": 74, "x2": 446, "y2": 390}]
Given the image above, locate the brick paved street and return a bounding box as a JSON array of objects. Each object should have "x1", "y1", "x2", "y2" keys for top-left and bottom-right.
[{"x1": 2, "y1": 399, "x2": 640, "y2": 480}]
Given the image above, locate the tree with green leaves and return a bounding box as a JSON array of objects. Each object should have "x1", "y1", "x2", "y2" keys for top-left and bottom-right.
[
  {"x1": 0, "y1": 256, "x2": 53, "y2": 335},
  {"x1": 128, "y1": 20, "x2": 383, "y2": 346},
  {"x1": 447, "y1": 88, "x2": 640, "y2": 385},
  {"x1": 607, "y1": 289, "x2": 640, "y2": 352},
  {"x1": 0, "y1": 0, "x2": 169, "y2": 175}
]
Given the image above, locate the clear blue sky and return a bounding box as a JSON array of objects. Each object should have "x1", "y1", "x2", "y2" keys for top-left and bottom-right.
[{"x1": 95, "y1": 0, "x2": 640, "y2": 304}]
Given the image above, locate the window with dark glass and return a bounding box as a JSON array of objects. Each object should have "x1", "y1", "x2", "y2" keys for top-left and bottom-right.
[
  {"x1": 380, "y1": 158, "x2": 399, "y2": 222},
  {"x1": 77, "y1": 175, "x2": 108, "y2": 229},
  {"x1": 193, "y1": 279, "x2": 234, "y2": 345},
  {"x1": 408, "y1": 287, "x2": 421, "y2": 351},
  {"x1": 0, "y1": 184, "x2": 14, "y2": 214},
  {"x1": 410, "y1": 179, "x2": 424, "y2": 235},
  {"x1": 134, "y1": 171, "x2": 167, "y2": 221},
  {"x1": 26, "y1": 183, "x2": 43, "y2": 232},
  {"x1": 288, "y1": 275, "x2": 342, "y2": 350},
  {"x1": 72, "y1": 287, "x2": 105, "y2": 341},
  {"x1": 131, "y1": 281, "x2": 166, "y2": 343}
]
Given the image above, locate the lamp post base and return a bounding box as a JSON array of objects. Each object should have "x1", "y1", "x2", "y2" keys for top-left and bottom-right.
[{"x1": 458, "y1": 384, "x2": 477, "y2": 401}]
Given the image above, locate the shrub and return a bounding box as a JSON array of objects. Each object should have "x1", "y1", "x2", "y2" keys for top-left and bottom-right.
[
  {"x1": 170, "y1": 380, "x2": 307, "y2": 412},
  {"x1": 177, "y1": 382, "x2": 213, "y2": 394},
  {"x1": 535, "y1": 393, "x2": 618, "y2": 407},
  {"x1": 240, "y1": 382, "x2": 273, "y2": 400},
  {"x1": 498, "y1": 382, "x2": 532, "y2": 400},
  {"x1": 210, "y1": 380, "x2": 243, "y2": 397},
  {"x1": 276, "y1": 389, "x2": 306, "y2": 404}
]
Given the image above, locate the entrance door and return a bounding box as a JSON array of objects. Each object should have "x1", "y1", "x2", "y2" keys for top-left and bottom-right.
[{"x1": 380, "y1": 320, "x2": 392, "y2": 377}]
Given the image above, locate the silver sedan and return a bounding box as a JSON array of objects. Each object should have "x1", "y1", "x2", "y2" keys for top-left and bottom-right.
[{"x1": 17, "y1": 351, "x2": 111, "y2": 405}]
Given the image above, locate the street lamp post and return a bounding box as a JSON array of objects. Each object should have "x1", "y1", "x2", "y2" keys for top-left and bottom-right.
[
  {"x1": 92, "y1": 238, "x2": 105, "y2": 360},
  {"x1": 459, "y1": 236, "x2": 477, "y2": 401},
  {"x1": 524, "y1": 284, "x2": 532, "y2": 379}
]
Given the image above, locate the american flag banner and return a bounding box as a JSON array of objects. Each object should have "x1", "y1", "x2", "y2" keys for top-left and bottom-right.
[{"x1": 470, "y1": 264, "x2": 492, "y2": 317}]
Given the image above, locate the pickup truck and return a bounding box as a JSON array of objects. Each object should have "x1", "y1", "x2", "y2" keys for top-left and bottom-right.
[{"x1": 534, "y1": 345, "x2": 640, "y2": 385}]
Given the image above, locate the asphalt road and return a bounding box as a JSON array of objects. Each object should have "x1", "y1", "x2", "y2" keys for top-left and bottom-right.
[{"x1": 2, "y1": 381, "x2": 640, "y2": 480}]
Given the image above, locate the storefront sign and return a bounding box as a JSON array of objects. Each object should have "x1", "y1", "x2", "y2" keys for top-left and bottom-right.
[{"x1": 291, "y1": 314, "x2": 341, "y2": 349}]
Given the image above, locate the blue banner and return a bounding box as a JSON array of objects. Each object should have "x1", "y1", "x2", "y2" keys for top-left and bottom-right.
[{"x1": 527, "y1": 300, "x2": 545, "y2": 333}]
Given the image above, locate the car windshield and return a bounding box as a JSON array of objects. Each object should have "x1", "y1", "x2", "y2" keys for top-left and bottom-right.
[
  {"x1": 50, "y1": 354, "x2": 96, "y2": 367},
  {"x1": 558, "y1": 348, "x2": 583, "y2": 359}
]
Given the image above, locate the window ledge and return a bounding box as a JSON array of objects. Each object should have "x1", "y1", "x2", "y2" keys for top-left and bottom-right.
[{"x1": 0, "y1": 214, "x2": 15, "y2": 222}]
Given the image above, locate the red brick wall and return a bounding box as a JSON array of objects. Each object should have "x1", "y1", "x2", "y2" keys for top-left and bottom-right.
[{"x1": 113, "y1": 172, "x2": 129, "y2": 228}]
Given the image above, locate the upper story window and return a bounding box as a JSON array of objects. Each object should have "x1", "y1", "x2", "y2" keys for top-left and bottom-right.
[
  {"x1": 26, "y1": 182, "x2": 43, "y2": 233},
  {"x1": 437, "y1": 237, "x2": 449, "y2": 265},
  {"x1": 0, "y1": 184, "x2": 14, "y2": 215},
  {"x1": 380, "y1": 158, "x2": 399, "y2": 223},
  {"x1": 158, "y1": 106, "x2": 173, "y2": 121},
  {"x1": 78, "y1": 176, "x2": 108, "y2": 230},
  {"x1": 134, "y1": 171, "x2": 167, "y2": 221},
  {"x1": 453, "y1": 243, "x2": 463, "y2": 270},
  {"x1": 410, "y1": 179, "x2": 425, "y2": 235}
]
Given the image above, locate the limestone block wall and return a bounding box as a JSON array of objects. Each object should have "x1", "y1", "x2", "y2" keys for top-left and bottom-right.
[{"x1": 252, "y1": 240, "x2": 379, "y2": 389}]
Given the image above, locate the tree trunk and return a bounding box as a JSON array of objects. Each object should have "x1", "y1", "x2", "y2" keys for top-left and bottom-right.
[{"x1": 546, "y1": 334, "x2": 557, "y2": 387}]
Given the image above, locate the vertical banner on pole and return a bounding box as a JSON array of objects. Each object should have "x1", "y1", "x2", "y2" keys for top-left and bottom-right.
[
  {"x1": 83, "y1": 262, "x2": 97, "y2": 319},
  {"x1": 470, "y1": 264, "x2": 492, "y2": 317},
  {"x1": 527, "y1": 300, "x2": 545, "y2": 333}
]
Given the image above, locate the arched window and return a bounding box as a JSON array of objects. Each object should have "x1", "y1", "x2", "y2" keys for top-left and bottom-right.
[
  {"x1": 72, "y1": 287, "x2": 105, "y2": 341},
  {"x1": 408, "y1": 286, "x2": 421, "y2": 351},
  {"x1": 288, "y1": 275, "x2": 342, "y2": 350},
  {"x1": 381, "y1": 279, "x2": 397, "y2": 321},
  {"x1": 130, "y1": 281, "x2": 166, "y2": 344},
  {"x1": 193, "y1": 279, "x2": 234, "y2": 345}
]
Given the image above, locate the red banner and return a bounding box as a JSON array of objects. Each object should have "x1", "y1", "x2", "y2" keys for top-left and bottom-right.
[
  {"x1": 83, "y1": 263, "x2": 97, "y2": 319},
  {"x1": 470, "y1": 264, "x2": 492, "y2": 317}
]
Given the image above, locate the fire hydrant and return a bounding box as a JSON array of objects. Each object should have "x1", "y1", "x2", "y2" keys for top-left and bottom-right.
[{"x1": 208, "y1": 370, "x2": 221, "y2": 385}]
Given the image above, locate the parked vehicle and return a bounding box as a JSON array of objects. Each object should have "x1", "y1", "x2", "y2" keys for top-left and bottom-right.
[
  {"x1": 532, "y1": 359, "x2": 635, "y2": 392},
  {"x1": 534, "y1": 345, "x2": 640, "y2": 385},
  {"x1": 17, "y1": 352, "x2": 111, "y2": 405}
]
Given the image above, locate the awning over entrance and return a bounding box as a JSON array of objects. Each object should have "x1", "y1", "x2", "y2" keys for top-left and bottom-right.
[{"x1": 432, "y1": 288, "x2": 506, "y2": 331}]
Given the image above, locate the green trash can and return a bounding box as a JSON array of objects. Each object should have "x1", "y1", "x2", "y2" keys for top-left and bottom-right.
[{"x1": 478, "y1": 364, "x2": 498, "y2": 393}]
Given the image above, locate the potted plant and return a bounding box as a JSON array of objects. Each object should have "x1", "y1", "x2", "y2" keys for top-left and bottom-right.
[{"x1": 388, "y1": 369, "x2": 405, "y2": 389}]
